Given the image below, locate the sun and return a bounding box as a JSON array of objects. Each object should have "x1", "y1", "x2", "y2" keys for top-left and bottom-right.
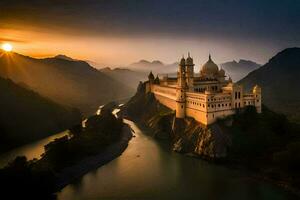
[{"x1": 2, "y1": 43, "x2": 13, "y2": 52}]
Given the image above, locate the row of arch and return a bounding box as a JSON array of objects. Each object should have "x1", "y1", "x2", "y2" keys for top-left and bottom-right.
[{"x1": 234, "y1": 92, "x2": 241, "y2": 99}]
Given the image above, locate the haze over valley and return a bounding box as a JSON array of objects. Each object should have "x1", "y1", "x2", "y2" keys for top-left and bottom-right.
[{"x1": 0, "y1": 1, "x2": 299, "y2": 200}]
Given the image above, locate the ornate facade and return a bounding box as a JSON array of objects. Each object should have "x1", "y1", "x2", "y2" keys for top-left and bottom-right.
[{"x1": 145, "y1": 53, "x2": 262, "y2": 125}]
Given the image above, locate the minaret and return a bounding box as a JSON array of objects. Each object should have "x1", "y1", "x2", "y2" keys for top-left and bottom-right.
[
  {"x1": 148, "y1": 71, "x2": 155, "y2": 84},
  {"x1": 253, "y1": 85, "x2": 262, "y2": 113},
  {"x1": 147, "y1": 71, "x2": 155, "y2": 92},
  {"x1": 176, "y1": 56, "x2": 186, "y2": 118},
  {"x1": 185, "y1": 52, "x2": 194, "y2": 90}
]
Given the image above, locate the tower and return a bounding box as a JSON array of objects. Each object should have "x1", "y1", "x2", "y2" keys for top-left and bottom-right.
[
  {"x1": 147, "y1": 71, "x2": 155, "y2": 92},
  {"x1": 185, "y1": 52, "x2": 194, "y2": 90},
  {"x1": 253, "y1": 85, "x2": 262, "y2": 113},
  {"x1": 148, "y1": 71, "x2": 154, "y2": 84},
  {"x1": 176, "y1": 56, "x2": 187, "y2": 118}
]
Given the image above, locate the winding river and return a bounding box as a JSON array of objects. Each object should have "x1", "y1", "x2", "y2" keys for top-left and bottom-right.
[{"x1": 0, "y1": 108, "x2": 296, "y2": 200}]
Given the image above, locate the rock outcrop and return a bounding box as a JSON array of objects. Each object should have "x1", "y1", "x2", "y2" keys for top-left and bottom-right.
[{"x1": 122, "y1": 82, "x2": 231, "y2": 159}]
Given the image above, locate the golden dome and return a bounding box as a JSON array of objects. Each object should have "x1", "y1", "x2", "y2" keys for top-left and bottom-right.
[
  {"x1": 200, "y1": 54, "x2": 219, "y2": 76},
  {"x1": 219, "y1": 68, "x2": 225, "y2": 76}
]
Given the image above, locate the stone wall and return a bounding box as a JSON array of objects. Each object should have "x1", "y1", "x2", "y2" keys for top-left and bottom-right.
[
  {"x1": 151, "y1": 85, "x2": 177, "y2": 110},
  {"x1": 149, "y1": 83, "x2": 261, "y2": 125}
]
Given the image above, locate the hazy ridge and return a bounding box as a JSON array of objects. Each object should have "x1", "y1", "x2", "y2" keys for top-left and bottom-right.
[
  {"x1": 239, "y1": 47, "x2": 300, "y2": 123},
  {"x1": 0, "y1": 51, "x2": 134, "y2": 115},
  {"x1": 0, "y1": 76, "x2": 81, "y2": 153}
]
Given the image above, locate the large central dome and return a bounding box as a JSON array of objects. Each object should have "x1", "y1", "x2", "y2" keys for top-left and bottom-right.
[{"x1": 200, "y1": 54, "x2": 219, "y2": 78}]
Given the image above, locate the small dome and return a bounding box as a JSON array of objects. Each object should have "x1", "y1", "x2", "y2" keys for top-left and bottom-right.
[
  {"x1": 180, "y1": 57, "x2": 186, "y2": 66},
  {"x1": 253, "y1": 85, "x2": 261, "y2": 93},
  {"x1": 186, "y1": 52, "x2": 194, "y2": 66},
  {"x1": 200, "y1": 54, "x2": 219, "y2": 77},
  {"x1": 219, "y1": 68, "x2": 225, "y2": 76}
]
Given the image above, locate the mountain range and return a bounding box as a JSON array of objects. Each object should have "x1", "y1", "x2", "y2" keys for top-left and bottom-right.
[
  {"x1": 0, "y1": 47, "x2": 299, "y2": 153},
  {"x1": 0, "y1": 76, "x2": 81, "y2": 153},
  {"x1": 126, "y1": 58, "x2": 260, "y2": 81},
  {"x1": 220, "y1": 59, "x2": 261, "y2": 81},
  {"x1": 0, "y1": 51, "x2": 134, "y2": 115},
  {"x1": 128, "y1": 59, "x2": 178, "y2": 74},
  {"x1": 239, "y1": 47, "x2": 300, "y2": 123},
  {"x1": 99, "y1": 67, "x2": 147, "y2": 90}
]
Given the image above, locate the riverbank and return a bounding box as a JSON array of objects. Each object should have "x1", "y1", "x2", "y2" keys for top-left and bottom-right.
[
  {"x1": 121, "y1": 82, "x2": 300, "y2": 198},
  {"x1": 125, "y1": 115, "x2": 300, "y2": 198},
  {"x1": 0, "y1": 105, "x2": 133, "y2": 199},
  {"x1": 56, "y1": 124, "x2": 132, "y2": 189}
]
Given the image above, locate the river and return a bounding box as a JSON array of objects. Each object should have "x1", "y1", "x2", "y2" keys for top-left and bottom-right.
[
  {"x1": 0, "y1": 130, "x2": 69, "y2": 168},
  {"x1": 0, "y1": 109, "x2": 296, "y2": 200}
]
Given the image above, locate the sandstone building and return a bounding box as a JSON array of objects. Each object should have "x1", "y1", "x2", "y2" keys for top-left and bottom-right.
[{"x1": 145, "y1": 53, "x2": 261, "y2": 125}]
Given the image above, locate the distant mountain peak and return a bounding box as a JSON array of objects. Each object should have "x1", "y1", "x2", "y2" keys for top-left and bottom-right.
[
  {"x1": 152, "y1": 60, "x2": 163, "y2": 65},
  {"x1": 238, "y1": 47, "x2": 300, "y2": 123},
  {"x1": 133, "y1": 59, "x2": 164, "y2": 66},
  {"x1": 220, "y1": 58, "x2": 261, "y2": 82},
  {"x1": 238, "y1": 59, "x2": 260, "y2": 65},
  {"x1": 138, "y1": 59, "x2": 151, "y2": 64},
  {"x1": 266, "y1": 47, "x2": 300, "y2": 69},
  {"x1": 54, "y1": 54, "x2": 76, "y2": 61},
  {"x1": 99, "y1": 67, "x2": 112, "y2": 72}
]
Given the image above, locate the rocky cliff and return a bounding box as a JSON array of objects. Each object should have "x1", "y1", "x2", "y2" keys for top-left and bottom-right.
[
  {"x1": 121, "y1": 82, "x2": 231, "y2": 159},
  {"x1": 122, "y1": 82, "x2": 300, "y2": 192}
]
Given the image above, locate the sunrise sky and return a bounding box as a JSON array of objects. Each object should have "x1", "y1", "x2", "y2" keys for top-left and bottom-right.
[{"x1": 1, "y1": 0, "x2": 299, "y2": 67}]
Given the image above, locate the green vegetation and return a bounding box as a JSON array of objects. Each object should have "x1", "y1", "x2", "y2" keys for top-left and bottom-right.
[
  {"x1": 125, "y1": 85, "x2": 300, "y2": 189},
  {"x1": 0, "y1": 77, "x2": 82, "y2": 153},
  {"x1": 40, "y1": 109, "x2": 123, "y2": 171},
  {"x1": 219, "y1": 105, "x2": 300, "y2": 187},
  {"x1": 0, "y1": 108, "x2": 124, "y2": 198},
  {"x1": 0, "y1": 156, "x2": 57, "y2": 199}
]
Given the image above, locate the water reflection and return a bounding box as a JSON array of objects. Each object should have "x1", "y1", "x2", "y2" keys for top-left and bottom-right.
[
  {"x1": 0, "y1": 130, "x2": 69, "y2": 168},
  {"x1": 0, "y1": 107, "x2": 294, "y2": 199},
  {"x1": 57, "y1": 119, "x2": 294, "y2": 200}
]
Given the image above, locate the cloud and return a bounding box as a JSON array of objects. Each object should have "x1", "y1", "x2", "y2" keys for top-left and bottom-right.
[
  {"x1": 0, "y1": 0, "x2": 299, "y2": 42},
  {"x1": 0, "y1": 37, "x2": 28, "y2": 43}
]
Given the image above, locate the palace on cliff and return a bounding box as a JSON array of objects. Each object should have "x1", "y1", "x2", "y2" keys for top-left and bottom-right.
[{"x1": 145, "y1": 53, "x2": 262, "y2": 125}]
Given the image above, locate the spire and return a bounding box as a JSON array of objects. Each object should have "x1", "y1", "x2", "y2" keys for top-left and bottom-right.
[
  {"x1": 148, "y1": 71, "x2": 154, "y2": 81},
  {"x1": 209, "y1": 53, "x2": 212, "y2": 61},
  {"x1": 188, "y1": 52, "x2": 190, "y2": 58},
  {"x1": 180, "y1": 55, "x2": 185, "y2": 66}
]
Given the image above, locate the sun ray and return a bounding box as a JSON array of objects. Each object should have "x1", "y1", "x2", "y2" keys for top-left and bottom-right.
[{"x1": 2, "y1": 43, "x2": 13, "y2": 52}]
